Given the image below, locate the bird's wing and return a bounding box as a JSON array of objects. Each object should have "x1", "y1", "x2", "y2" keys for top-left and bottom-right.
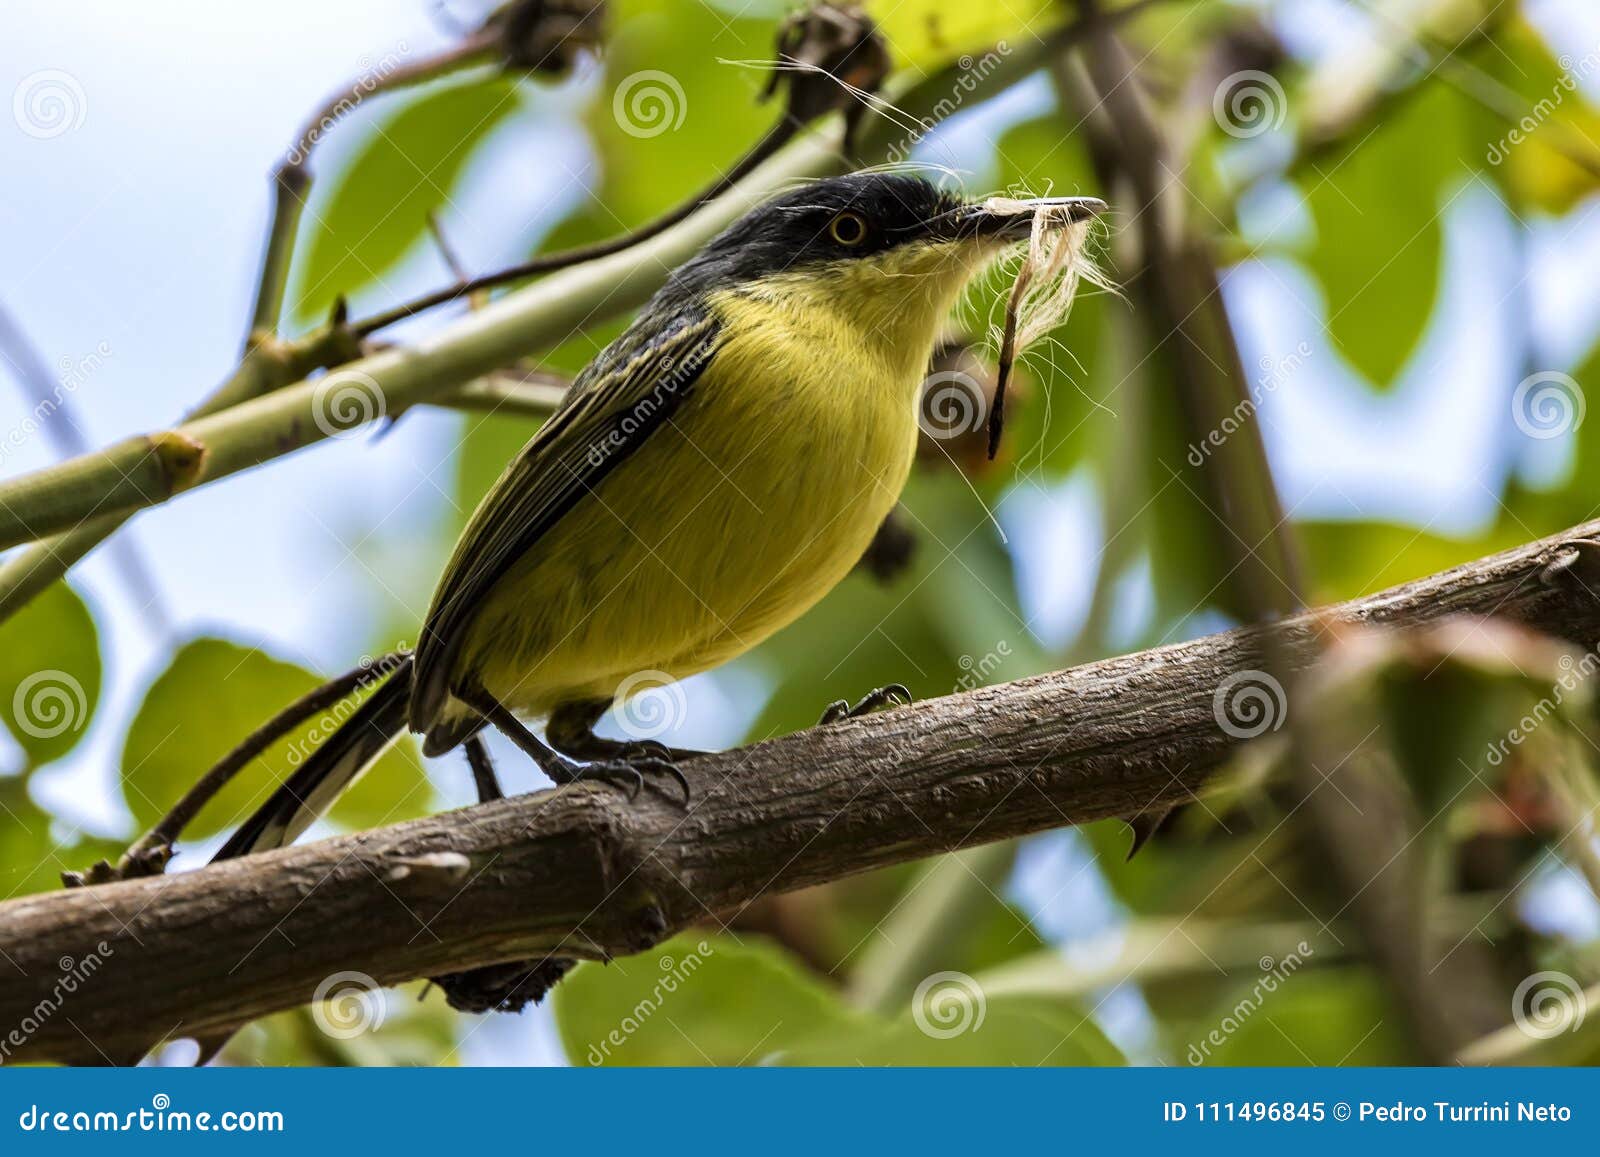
[{"x1": 409, "y1": 307, "x2": 722, "y2": 734}]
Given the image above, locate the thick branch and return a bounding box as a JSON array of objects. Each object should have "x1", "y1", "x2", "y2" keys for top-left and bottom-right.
[{"x1": 4, "y1": 517, "x2": 1598, "y2": 1065}]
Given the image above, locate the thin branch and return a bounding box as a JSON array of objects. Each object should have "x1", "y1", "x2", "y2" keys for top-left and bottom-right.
[
  {"x1": 350, "y1": 119, "x2": 799, "y2": 337},
  {"x1": 71, "y1": 654, "x2": 408, "y2": 886},
  {"x1": 6, "y1": 515, "x2": 1599, "y2": 1064},
  {"x1": 0, "y1": 302, "x2": 169, "y2": 626},
  {"x1": 0, "y1": 129, "x2": 846, "y2": 559},
  {"x1": 245, "y1": 27, "x2": 507, "y2": 345}
]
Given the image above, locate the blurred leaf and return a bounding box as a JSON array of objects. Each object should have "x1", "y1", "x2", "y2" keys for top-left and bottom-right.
[
  {"x1": 1472, "y1": 21, "x2": 1600, "y2": 215},
  {"x1": 1300, "y1": 520, "x2": 1525, "y2": 604},
  {"x1": 0, "y1": 778, "x2": 67, "y2": 897},
  {"x1": 1508, "y1": 336, "x2": 1600, "y2": 533},
  {"x1": 222, "y1": 984, "x2": 457, "y2": 1067},
  {"x1": 554, "y1": 933, "x2": 865, "y2": 1065},
  {"x1": 867, "y1": 0, "x2": 1055, "y2": 69},
  {"x1": 582, "y1": 0, "x2": 777, "y2": 227},
  {"x1": 1299, "y1": 83, "x2": 1468, "y2": 387},
  {"x1": 288, "y1": 76, "x2": 524, "y2": 328},
  {"x1": 783, "y1": 993, "x2": 1124, "y2": 1065},
  {"x1": 121, "y1": 638, "x2": 430, "y2": 841},
  {"x1": 0, "y1": 581, "x2": 100, "y2": 769},
  {"x1": 1191, "y1": 967, "x2": 1415, "y2": 1065},
  {"x1": 1310, "y1": 620, "x2": 1578, "y2": 824}
]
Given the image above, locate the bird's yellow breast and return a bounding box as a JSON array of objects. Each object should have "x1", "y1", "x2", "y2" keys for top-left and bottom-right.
[{"x1": 459, "y1": 245, "x2": 982, "y2": 717}]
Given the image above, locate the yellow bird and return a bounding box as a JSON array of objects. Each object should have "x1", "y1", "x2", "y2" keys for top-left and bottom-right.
[{"x1": 218, "y1": 173, "x2": 1102, "y2": 859}]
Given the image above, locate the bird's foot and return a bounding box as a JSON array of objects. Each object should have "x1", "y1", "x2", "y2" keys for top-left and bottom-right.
[
  {"x1": 818, "y1": 683, "x2": 912, "y2": 726},
  {"x1": 545, "y1": 746, "x2": 691, "y2": 805}
]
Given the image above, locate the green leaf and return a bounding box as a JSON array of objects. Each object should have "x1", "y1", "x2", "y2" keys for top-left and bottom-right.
[
  {"x1": 783, "y1": 993, "x2": 1124, "y2": 1065},
  {"x1": 0, "y1": 778, "x2": 68, "y2": 896},
  {"x1": 867, "y1": 0, "x2": 1055, "y2": 70},
  {"x1": 120, "y1": 638, "x2": 430, "y2": 841},
  {"x1": 582, "y1": 0, "x2": 777, "y2": 228},
  {"x1": 1190, "y1": 967, "x2": 1414, "y2": 1065},
  {"x1": 0, "y1": 581, "x2": 100, "y2": 769},
  {"x1": 1470, "y1": 20, "x2": 1600, "y2": 215},
  {"x1": 287, "y1": 76, "x2": 524, "y2": 328},
  {"x1": 1299, "y1": 520, "x2": 1523, "y2": 604},
  {"x1": 1299, "y1": 83, "x2": 1468, "y2": 387},
  {"x1": 554, "y1": 933, "x2": 867, "y2": 1066},
  {"x1": 223, "y1": 985, "x2": 458, "y2": 1068}
]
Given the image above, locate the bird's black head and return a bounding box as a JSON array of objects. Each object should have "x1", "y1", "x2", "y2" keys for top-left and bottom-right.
[{"x1": 670, "y1": 172, "x2": 1104, "y2": 294}]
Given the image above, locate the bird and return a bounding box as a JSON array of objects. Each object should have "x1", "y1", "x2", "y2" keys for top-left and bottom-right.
[{"x1": 215, "y1": 172, "x2": 1104, "y2": 860}]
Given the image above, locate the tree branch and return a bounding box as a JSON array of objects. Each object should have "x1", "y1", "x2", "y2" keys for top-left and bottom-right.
[
  {"x1": 0, "y1": 130, "x2": 846, "y2": 556},
  {"x1": 5, "y1": 516, "x2": 1598, "y2": 1065}
]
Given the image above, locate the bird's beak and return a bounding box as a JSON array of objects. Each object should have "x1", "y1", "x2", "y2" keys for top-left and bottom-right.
[{"x1": 950, "y1": 196, "x2": 1107, "y2": 242}]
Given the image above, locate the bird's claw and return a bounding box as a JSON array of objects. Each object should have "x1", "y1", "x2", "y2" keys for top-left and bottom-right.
[
  {"x1": 550, "y1": 750, "x2": 690, "y2": 806},
  {"x1": 819, "y1": 683, "x2": 912, "y2": 726}
]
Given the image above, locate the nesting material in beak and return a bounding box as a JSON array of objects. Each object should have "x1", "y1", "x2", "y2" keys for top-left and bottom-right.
[{"x1": 982, "y1": 196, "x2": 1109, "y2": 460}]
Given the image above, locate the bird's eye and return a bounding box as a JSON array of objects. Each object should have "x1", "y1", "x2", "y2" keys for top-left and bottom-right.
[{"x1": 829, "y1": 211, "x2": 868, "y2": 247}]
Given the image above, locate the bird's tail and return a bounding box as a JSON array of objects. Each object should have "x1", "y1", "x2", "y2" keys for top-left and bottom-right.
[{"x1": 212, "y1": 655, "x2": 414, "y2": 862}]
